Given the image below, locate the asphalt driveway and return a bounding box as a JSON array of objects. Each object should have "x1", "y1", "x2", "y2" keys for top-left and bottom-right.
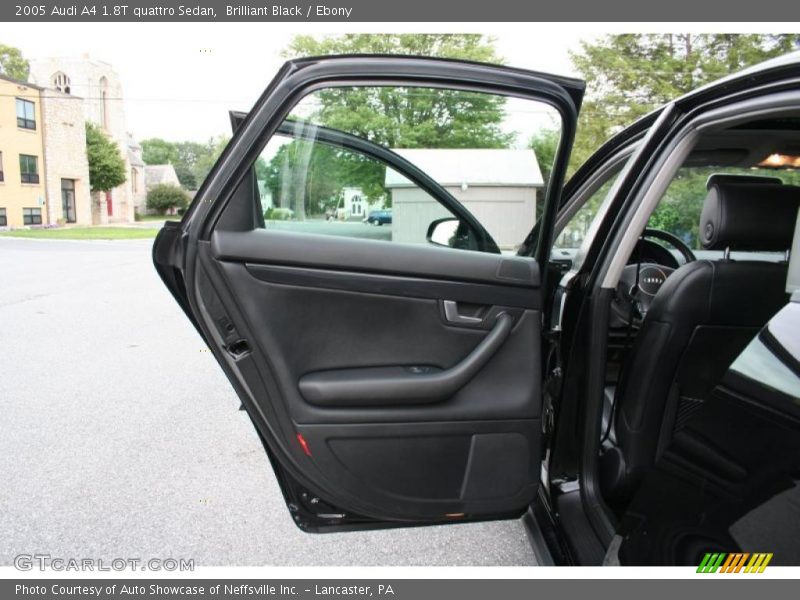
[{"x1": 0, "y1": 237, "x2": 536, "y2": 566}]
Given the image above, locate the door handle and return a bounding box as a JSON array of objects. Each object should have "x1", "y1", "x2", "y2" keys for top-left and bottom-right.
[
  {"x1": 298, "y1": 312, "x2": 514, "y2": 406},
  {"x1": 442, "y1": 300, "x2": 483, "y2": 324}
]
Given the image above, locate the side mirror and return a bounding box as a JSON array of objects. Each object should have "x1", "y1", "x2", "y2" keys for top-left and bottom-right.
[{"x1": 426, "y1": 218, "x2": 461, "y2": 247}]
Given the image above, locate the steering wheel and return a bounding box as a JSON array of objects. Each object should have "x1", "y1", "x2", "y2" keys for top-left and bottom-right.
[
  {"x1": 610, "y1": 229, "x2": 696, "y2": 328},
  {"x1": 642, "y1": 228, "x2": 696, "y2": 265}
]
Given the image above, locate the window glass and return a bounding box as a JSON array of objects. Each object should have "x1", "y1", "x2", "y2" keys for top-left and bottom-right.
[
  {"x1": 730, "y1": 335, "x2": 800, "y2": 399},
  {"x1": 16, "y1": 98, "x2": 36, "y2": 130},
  {"x1": 0, "y1": 208, "x2": 7, "y2": 227},
  {"x1": 258, "y1": 132, "x2": 446, "y2": 245},
  {"x1": 254, "y1": 85, "x2": 562, "y2": 254},
  {"x1": 554, "y1": 168, "x2": 623, "y2": 250},
  {"x1": 19, "y1": 155, "x2": 39, "y2": 184},
  {"x1": 648, "y1": 166, "x2": 800, "y2": 251},
  {"x1": 23, "y1": 207, "x2": 42, "y2": 225}
]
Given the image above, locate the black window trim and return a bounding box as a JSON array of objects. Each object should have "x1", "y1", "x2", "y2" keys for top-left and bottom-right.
[
  {"x1": 22, "y1": 207, "x2": 42, "y2": 226},
  {"x1": 16, "y1": 98, "x2": 37, "y2": 131},
  {"x1": 19, "y1": 154, "x2": 40, "y2": 184}
]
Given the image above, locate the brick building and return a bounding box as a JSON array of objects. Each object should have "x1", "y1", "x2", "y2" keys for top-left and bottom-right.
[
  {"x1": 39, "y1": 87, "x2": 92, "y2": 225},
  {"x1": 29, "y1": 55, "x2": 140, "y2": 224}
]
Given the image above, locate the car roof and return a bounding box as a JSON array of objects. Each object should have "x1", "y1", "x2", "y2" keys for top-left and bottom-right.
[{"x1": 676, "y1": 50, "x2": 800, "y2": 105}]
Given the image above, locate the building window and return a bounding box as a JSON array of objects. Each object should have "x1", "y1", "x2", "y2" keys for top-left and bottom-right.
[
  {"x1": 16, "y1": 98, "x2": 36, "y2": 130},
  {"x1": 23, "y1": 207, "x2": 42, "y2": 225},
  {"x1": 52, "y1": 71, "x2": 71, "y2": 94},
  {"x1": 99, "y1": 76, "x2": 109, "y2": 129},
  {"x1": 0, "y1": 152, "x2": 4, "y2": 182},
  {"x1": 61, "y1": 179, "x2": 76, "y2": 223},
  {"x1": 0, "y1": 208, "x2": 6, "y2": 227},
  {"x1": 131, "y1": 167, "x2": 138, "y2": 193},
  {"x1": 19, "y1": 154, "x2": 39, "y2": 184}
]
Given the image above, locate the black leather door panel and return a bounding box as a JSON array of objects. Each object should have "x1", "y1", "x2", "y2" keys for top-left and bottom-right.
[
  {"x1": 297, "y1": 420, "x2": 539, "y2": 520},
  {"x1": 214, "y1": 259, "x2": 541, "y2": 425}
]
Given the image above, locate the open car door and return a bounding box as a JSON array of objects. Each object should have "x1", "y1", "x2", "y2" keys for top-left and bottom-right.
[{"x1": 153, "y1": 56, "x2": 583, "y2": 532}]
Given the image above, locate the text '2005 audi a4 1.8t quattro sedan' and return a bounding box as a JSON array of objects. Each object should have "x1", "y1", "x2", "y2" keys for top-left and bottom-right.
[{"x1": 153, "y1": 53, "x2": 800, "y2": 566}]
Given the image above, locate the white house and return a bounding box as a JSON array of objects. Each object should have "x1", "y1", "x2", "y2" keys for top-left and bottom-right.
[
  {"x1": 385, "y1": 149, "x2": 543, "y2": 250},
  {"x1": 341, "y1": 187, "x2": 383, "y2": 220}
]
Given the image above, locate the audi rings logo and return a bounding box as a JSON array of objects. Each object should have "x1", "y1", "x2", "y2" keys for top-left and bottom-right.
[{"x1": 637, "y1": 266, "x2": 667, "y2": 296}]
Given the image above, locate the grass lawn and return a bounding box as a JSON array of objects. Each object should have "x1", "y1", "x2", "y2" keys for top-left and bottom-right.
[
  {"x1": 0, "y1": 227, "x2": 158, "y2": 240},
  {"x1": 134, "y1": 214, "x2": 170, "y2": 222}
]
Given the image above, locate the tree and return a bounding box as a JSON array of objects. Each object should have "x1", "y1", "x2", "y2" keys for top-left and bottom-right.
[
  {"x1": 651, "y1": 166, "x2": 800, "y2": 247},
  {"x1": 265, "y1": 140, "x2": 355, "y2": 219},
  {"x1": 285, "y1": 35, "x2": 512, "y2": 150},
  {"x1": 529, "y1": 128, "x2": 560, "y2": 219},
  {"x1": 529, "y1": 129, "x2": 560, "y2": 186},
  {"x1": 0, "y1": 43, "x2": 29, "y2": 81},
  {"x1": 566, "y1": 34, "x2": 800, "y2": 249},
  {"x1": 569, "y1": 34, "x2": 800, "y2": 172},
  {"x1": 141, "y1": 137, "x2": 226, "y2": 190},
  {"x1": 279, "y1": 35, "x2": 513, "y2": 207},
  {"x1": 192, "y1": 136, "x2": 229, "y2": 186},
  {"x1": 285, "y1": 33, "x2": 503, "y2": 64},
  {"x1": 147, "y1": 184, "x2": 190, "y2": 215},
  {"x1": 141, "y1": 138, "x2": 179, "y2": 165},
  {"x1": 85, "y1": 123, "x2": 126, "y2": 193},
  {"x1": 172, "y1": 164, "x2": 197, "y2": 189}
]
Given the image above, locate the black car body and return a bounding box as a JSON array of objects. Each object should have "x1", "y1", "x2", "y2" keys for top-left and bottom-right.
[{"x1": 154, "y1": 53, "x2": 800, "y2": 565}]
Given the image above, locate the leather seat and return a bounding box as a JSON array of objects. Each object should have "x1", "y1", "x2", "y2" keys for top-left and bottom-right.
[{"x1": 600, "y1": 178, "x2": 800, "y2": 503}]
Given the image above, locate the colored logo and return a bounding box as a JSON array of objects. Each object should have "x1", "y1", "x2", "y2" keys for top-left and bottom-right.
[{"x1": 697, "y1": 552, "x2": 773, "y2": 573}]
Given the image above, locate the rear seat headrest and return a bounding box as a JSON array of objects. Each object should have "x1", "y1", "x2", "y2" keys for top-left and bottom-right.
[{"x1": 700, "y1": 181, "x2": 800, "y2": 251}]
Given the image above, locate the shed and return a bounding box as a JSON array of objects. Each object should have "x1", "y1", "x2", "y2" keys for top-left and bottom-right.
[{"x1": 385, "y1": 148, "x2": 543, "y2": 250}]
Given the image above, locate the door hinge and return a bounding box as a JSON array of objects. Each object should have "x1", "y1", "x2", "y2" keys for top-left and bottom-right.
[{"x1": 225, "y1": 339, "x2": 251, "y2": 358}]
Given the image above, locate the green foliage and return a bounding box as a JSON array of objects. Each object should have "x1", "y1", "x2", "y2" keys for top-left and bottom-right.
[
  {"x1": 140, "y1": 136, "x2": 229, "y2": 190},
  {"x1": 652, "y1": 167, "x2": 800, "y2": 248},
  {"x1": 276, "y1": 34, "x2": 513, "y2": 213},
  {"x1": 0, "y1": 227, "x2": 156, "y2": 240},
  {"x1": 85, "y1": 123, "x2": 126, "y2": 193},
  {"x1": 266, "y1": 140, "x2": 356, "y2": 219},
  {"x1": 192, "y1": 136, "x2": 229, "y2": 186},
  {"x1": 0, "y1": 43, "x2": 29, "y2": 81},
  {"x1": 284, "y1": 33, "x2": 503, "y2": 63},
  {"x1": 308, "y1": 86, "x2": 513, "y2": 151},
  {"x1": 264, "y1": 207, "x2": 294, "y2": 221},
  {"x1": 529, "y1": 129, "x2": 560, "y2": 186},
  {"x1": 173, "y1": 164, "x2": 197, "y2": 189},
  {"x1": 140, "y1": 137, "x2": 178, "y2": 165},
  {"x1": 569, "y1": 34, "x2": 800, "y2": 172},
  {"x1": 146, "y1": 183, "x2": 190, "y2": 215}
]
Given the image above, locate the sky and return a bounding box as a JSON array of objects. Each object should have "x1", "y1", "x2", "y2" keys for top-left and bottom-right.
[
  {"x1": 1, "y1": 23, "x2": 588, "y2": 143},
  {"x1": 4, "y1": 22, "x2": 797, "y2": 142}
]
